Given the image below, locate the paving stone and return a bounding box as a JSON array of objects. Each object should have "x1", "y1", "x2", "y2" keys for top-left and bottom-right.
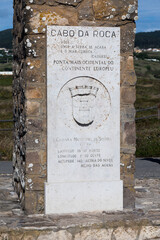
[{"x1": 0, "y1": 175, "x2": 160, "y2": 240}]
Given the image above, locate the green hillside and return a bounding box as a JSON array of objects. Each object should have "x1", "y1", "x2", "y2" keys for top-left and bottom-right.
[
  {"x1": 0, "y1": 29, "x2": 13, "y2": 49},
  {"x1": 135, "y1": 31, "x2": 160, "y2": 49}
]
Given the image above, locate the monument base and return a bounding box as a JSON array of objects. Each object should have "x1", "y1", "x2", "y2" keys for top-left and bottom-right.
[{"x1": 45, "y1": 181, "x2": 123, "y2": 214}]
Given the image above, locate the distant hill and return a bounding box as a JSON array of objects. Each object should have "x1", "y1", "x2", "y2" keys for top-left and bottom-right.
[
  {"x1": 0, "y1": 29, "x2": 12, "y2": 49},
  {"x1": 135, "y1": 31, "x2": 160, "y2": 49}
]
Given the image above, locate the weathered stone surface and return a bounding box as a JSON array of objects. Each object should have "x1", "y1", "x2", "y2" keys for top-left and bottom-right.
[
  {"x1": 24, "y1": 6, "x2": 78, "y2": 34},
  {"x1": 121, "y1": 55, "x2": 137, "y2": 86},
  {"x1": 78, "y1": 0, "x2": 93, "y2": 20},
  {"x1": 25, "y1": 0, "x2": 46, "y2": 5},
  {"x1": 93, "y1": 0, "x2": 138, "y2": 21},
  {"x1": 123, "y1": 122, "x2": 136, "y2": 146},
  {"x1": 135, "y1": 179, "x2": 160, "y2": 211},
  {"x1": 26, "y1": 152, "x2": 41, "y2": 175},
  {"x1": 139, "y1": 226, "x2": 160, "y2": 240},
  {"x1": 122, "y1": 173, "x2": 134, "y2": 186},
  {"x1": 26, "y1": 175, "x2": 46, "y2": 191},
  {"x1": 123, "y1": 186, "x2": 135, "y2": 209},
  {"x1": 113, "y1": 227, "x2": 138, "y2": 240},
  {"x1": 127, "y1": 56, "x2": 134, "y2": 70},
  {"x1": 37, "y1": 192, "x2": 45, "y2": 212},
  {"x1": 121, "y1": 87, "x2": 136, "y2": 104},
  {"x1": 27, "y1": 119, "x2": 43, "y2": 132},
  {"x1": 26, "y1": 132, "x2": 41, "y2": 149},
  {"x1": 24, "y1": 35, "x2": 45, "y2": 58},
  {"x1": 26, "y1": 101, "x2": 40, "y2": 116},
  {"x1": 37, "y1": 231, "x2": 72, "y2": 240},
  {"x1": 120, "y1": 153, "x2": 135, "y2": 176},
  {"x1": 54, "y1": 0, "x2": 82, "y2": 7},
  {"x1": 75, "y1": 229, "x2": 113, "y2": 240},
  {"x1": 121, "y1": 106, "x2": 135, "y2": 122},
  {"x1": 121, "y1": 70, "x2": 137, "y2": 86},
  {"x1": 22, "y1": 233, "x2": 37, "y2": 240},
  {"x1": 26, "y1": 87, "x2": 43, "y2": 99},
  {"x1": 121, "y1": 23, "x2": 136, "y2": 53}
]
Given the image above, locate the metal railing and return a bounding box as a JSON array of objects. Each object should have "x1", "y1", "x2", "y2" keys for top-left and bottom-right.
[
  {"x1": 0, "y1": 119, "x2": 14, "y2": 131},
  {"x1": 0, "y1": 105, "x2": 159, "y2": 131},
  {"x1": 136, "y1": 105, "x2": 160, "y2": 120}
]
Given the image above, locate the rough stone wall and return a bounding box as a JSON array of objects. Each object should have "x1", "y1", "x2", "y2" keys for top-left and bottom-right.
[{"x1": 13, "y1": 0, "x2": 138, "y2": 214}]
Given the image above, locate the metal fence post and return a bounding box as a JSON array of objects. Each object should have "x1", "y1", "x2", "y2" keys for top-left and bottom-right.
[{"x1": 158, "y1": 104, "x2": 160, "y2": 120}]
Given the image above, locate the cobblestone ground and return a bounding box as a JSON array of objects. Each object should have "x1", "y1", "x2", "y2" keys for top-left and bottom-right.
[
  {"x1": 0, "y1": 175, "x2": 160, "y2": 240},
  {"x1": 0, "y1": 175, "x2": 23, "y2": 217},
  {"x1": 135, "y1": 178, "x2": 160, "y2": 211},
  {"x1": 1, "y1": 175, "x2": 160, "y2": 216}
]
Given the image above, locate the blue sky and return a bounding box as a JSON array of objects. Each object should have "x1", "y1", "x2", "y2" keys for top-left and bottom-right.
[
  {"x1": 0, "y1": 0, "x2": 13, "y2": 31},
  {"x1": 0, "y1": 0, "x2": 160, "y2": 32},
  {"x1": 137, "y1": 0, "x2": 160, "y2": 32}
]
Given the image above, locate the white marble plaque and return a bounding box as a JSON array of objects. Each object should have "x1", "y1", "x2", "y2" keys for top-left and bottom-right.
[{"x1": 45, "y1": 26, "x2": 123, "y2": 214}]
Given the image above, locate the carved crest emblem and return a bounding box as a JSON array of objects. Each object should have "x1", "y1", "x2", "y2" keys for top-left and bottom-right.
[{"x1": 69, "y1": 86, "x2": 99, "y2": 127}]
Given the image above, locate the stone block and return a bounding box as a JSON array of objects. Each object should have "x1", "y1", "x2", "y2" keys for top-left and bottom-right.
[
  {"x1": 26, "y1": 175, "x2": 46, "y2": 191},
  {"x1": 113, "y1": 227, "x2": 138, "y2": 240},
  {"x1": 121, "y1": 87, "x2": 136, "y2": 104},
  {"x1": 121, "y1": 173, "x2": 134, "y2": 186},
  {"x1": 22, "y1": 234, "x2": 37, "y2": 240},
  {"x1": 127, "y1": 56, "x2": 134, "y2": 70},
  {"x1": 93, "y1": 0, "x2": 138, "y2": 21},
  {"x1": 25, "y1": 58, "x2": 45, "y2": 73},
  {"x1": 26, "y1": 152, "x2": 41, "y2": 175},
  {"x1": 121, "y1": 23, "x2": 136, "y2": 53},
  {"x1": 24, "y1": 6, "x2": 78, "y2": 34},
  {"x1": 121, "y1": 70, "x2": 137, "y2": 86},
  {"x1": 75, "y1": 229, "x2": 113, "y2": 240},
  {"x1": 54, "y1": 0, "x2": 82, "y2": 7},
  {"x1": 78, "y1": 0, "x2": 93, "y2": 20},
  {"x1": 139, "y1": 226, "x2": 160, "y2": 240},
  {"x1": 26, "y1": 87, "x2": 43, "y2": 99},
  {"x1": 0, "y1": 234, "x2": 9, "y2": 240},
  {"x1": 26, "y1": 101, "x2": 41, "y2": 116},
  {"x1": 41, "y1": 132, "x2": 47, "y2": 149},
  {"x1": 39, "y1": 150, "x2": 47, "y2": 166},
  {"x1": 123, "y1": 186, "x2": 135, "y2": 209},
  {"x1": 37, "y1": 231, "x2": 72, "y2": 240},
  {"x1": 120, "y1": 106, "x2": 135, "y2": 122},
  {"x1": 123, "y1": 121, "x2": 136, "y2": 146},
  {"x1": 27, "y1": 119, "x2": 43, "y2": 132},
  {"x1": 37, "y1": 192, "x2": 45, "y2": 213},
  {"x1": 120, "y1": 153, "x2": 135, "y2": 176},
  {"x1": 10, "y1": 233, "x2": 24, "y2": 240},
  {"x1": 26, "y1": 132, "x2": 41, "y2": 149},
  {"x1": 26, "y1": 151, "x2": 46, "y2": 176},
  {"x1": 25, "y1": 0, "x2": 46, "y2": 5},
  {"x1": 24, "y1": 35, "x2": 45, "y2": 58},
  {"x1": 120, "y1": 147, "x2": 136, "y2": 155},
  {"x1": 25, "y1": 191, "x2": 37, "y2": 214}
]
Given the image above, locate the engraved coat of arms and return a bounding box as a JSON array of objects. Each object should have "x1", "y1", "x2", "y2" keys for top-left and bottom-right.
[{"x1": 69, "y1": 86, "x2": 99, "y2": 127}]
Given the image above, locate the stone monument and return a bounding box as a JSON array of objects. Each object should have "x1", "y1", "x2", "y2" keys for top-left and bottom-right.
[
  {"x1": 13, "y1": 0, "x2": 137, "y2": 214},
  {"x1": 46, "y1": 26, "x2": 122, "y2": 213}
]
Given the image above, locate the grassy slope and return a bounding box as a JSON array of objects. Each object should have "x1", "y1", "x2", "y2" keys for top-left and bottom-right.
[
  {"x1": 0, "y1": 63, "x2": 12, "y2": 71},
  {"x1": 135, "y1": 52, "x2": 160, "y2": 157},
  {"x1": 0, "y1": 75, "x2": 13, "y2": 160}
]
